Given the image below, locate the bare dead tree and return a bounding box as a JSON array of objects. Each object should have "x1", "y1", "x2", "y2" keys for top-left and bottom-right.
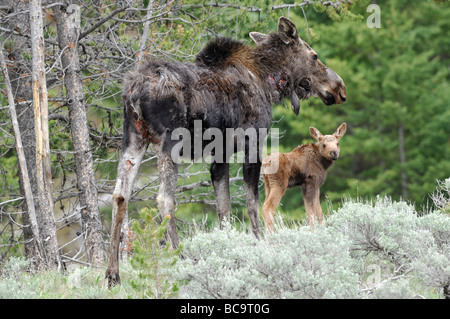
[
  {"x1": 0, "y1": 0, "x2": 43, "y2": 267},
  {"x1": 29, "y1": 0, "x2": 61, "y2": 270},
  {"x1": 53, "y1": 2, "x2": 105, "y2": 267},
  {"x1": 0, "y1": 44, "x2": 44, "y2": 266}
]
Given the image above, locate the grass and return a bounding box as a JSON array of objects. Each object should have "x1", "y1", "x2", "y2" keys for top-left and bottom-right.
[{"x1": 0, "y1": 259, "x2": 157, "y2": 299}]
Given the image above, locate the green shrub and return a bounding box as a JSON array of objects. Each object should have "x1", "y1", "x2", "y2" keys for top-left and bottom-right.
[
  {"x1": 431, "y1": 178, "x2": 450, "y2": 214},
  {"x1": 0, "y1": 277, "x2": 38, "y2": 299},
  {"x1": 327, "y1": 197, "x2": 433, "y2": 265},
  {"x1": 327, "y1": 196, "x2": 450, "y2": 298},
  {"x1": 129, "y1": 207, "x2": 181, "y2": 298},
  {"x1": 175, "y1": 193, "x2": 450, "y2": 299},
  {"x1": 175, "y1": 223, "x2": 360, "y2": 299},
  {"x1": 413, "y1": 211, "x2": 450, "y2": 297},
  {"x1": 0, "y1": 257, "x2": 37, "y2": 298},
  {"x1": 1, "y1": 256, "x2": 30, "y2": 278},
  {"x1": 369, "y1": 279, "x2": 417, "y2": 299}
]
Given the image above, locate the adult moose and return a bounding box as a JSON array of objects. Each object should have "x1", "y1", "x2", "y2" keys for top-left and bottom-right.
[{"x1": 106, "y1": 17, "x2": 346, "y2": 287}]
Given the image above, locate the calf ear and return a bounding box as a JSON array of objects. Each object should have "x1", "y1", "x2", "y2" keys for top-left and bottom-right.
[
  {"x1": 334, "y1": 123, "x2": 347, "y2": 139},
  {"x1": 249, "y1": 32, "x2": 269, "y2": 45},
  {"x1": 309, "y1": 126, "x2": 323, "y2": 141},
  {"x1": 278, "y1": 17, "x2": 299, "y2": 45}
]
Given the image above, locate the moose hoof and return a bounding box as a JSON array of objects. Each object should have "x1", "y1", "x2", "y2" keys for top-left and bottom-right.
[{"x1": 105, "y1": 269, "x2": 121, "y2": 289}]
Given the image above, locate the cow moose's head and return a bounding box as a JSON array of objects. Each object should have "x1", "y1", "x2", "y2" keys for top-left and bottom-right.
[{"x1": 250, "y1": 17, "x2": 347, "y2": 115}]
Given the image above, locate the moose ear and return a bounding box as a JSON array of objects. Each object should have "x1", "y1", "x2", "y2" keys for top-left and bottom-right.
[
  {"x1": 249, "y1": 32, "x2": 269, "y2": 45},
  {"x1": 278, "y1": 16, "x2": 299, "y2": 45},
  {"x1": 309, "y1": 126, "x2": 323, "y2": 141},
  {"x1": 334, "y1": 123, "x2": 347, "y2": 139}
]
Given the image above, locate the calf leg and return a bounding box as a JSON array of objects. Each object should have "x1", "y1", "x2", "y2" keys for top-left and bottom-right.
[
  {"x1": 210, "y1": 162, "x2": 231, "y2": 227},
  {"x1": 262, "y1": 182, "x2": 287, "y2": 232},
  {"x1": 301, "y1": 183, "x2": 322, "y2": 226},
  {"x1": 314, "y1": 189, "x2": 324, "y2": 224},
  {"x1": 243, "y1": 162, "x2": 262, "y2": 239},
  {"x1": 155, "y1": 143, "x2": 179, "y2": 249},
  {"x1": 106, "y1": 120, "x2": 148, "y2": 288}
]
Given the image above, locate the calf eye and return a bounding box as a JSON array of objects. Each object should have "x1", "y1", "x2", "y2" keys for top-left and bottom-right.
[
  {"x1": 323, "y1": 144, "x2": 326, "y2": 148},
  {"x1": 337, "y1": 143, "x2": 339, "y2": 146},
  {"x1": 313, "y1": 54, "x2": 318, "y2": 61}
]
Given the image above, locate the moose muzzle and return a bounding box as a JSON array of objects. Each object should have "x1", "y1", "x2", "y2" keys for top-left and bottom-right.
[{"x1": 324, "y1": 68, "x2": 346, "y2": 105}]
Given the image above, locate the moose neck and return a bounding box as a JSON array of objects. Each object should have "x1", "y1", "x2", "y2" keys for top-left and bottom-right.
[
  {"x1": 253, "y1": 56, "x2": 298, "y2": 104},
  {"x1": 312, "y1": 143, "x2": 334, "y2": 170},
  {"x1": 228, "y1": 45, "x2": 292, "y2": 104},
  {"x1": 194, "y1": 37, "x2": 294, "y2": 103},
  {"x1": 320, "y1": 156, "x2": 334, "y2": 170},
  {"x1": 267, "y1": 70, "x2": 291, "y2": 98}
]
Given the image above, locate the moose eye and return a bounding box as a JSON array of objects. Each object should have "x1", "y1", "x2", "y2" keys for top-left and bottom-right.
[
  {"x1": 337, "y1": 143, "x2": 339, "y2": 146},
  {"x1": 313, "y1": 54, "x2": 318, "y2": 61},
  {"x1": 322, "y1": 144, "x2": 326, "y2": 148}
]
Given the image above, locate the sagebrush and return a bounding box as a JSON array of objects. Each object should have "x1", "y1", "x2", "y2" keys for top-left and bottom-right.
[
  {"x1": 0, "y1": 185, "x2": 449, "y2": 298},
  {"x1": 175, "y1": 194, "x2": 449, "y2": 299}
]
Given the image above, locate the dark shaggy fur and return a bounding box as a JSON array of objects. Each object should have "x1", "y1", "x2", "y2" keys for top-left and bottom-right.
[
  {"x1": 106, "y1": 17, "x2": 347, "y2": 287},
  {"x1": 122, "y1": 38, "x2": 274, "y2": 138}
]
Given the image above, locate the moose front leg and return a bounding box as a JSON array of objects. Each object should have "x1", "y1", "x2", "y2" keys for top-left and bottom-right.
[
  {"x1": 301, "y1": 183, "x2": 323, "y2": 226},
  {"x1": 155, "y1": 144, "x2": 179, "y2": 249},
  {"x1": 243, "y1": 162, "x2": 262, "y2": 239},
  {"x1": 210, "y1": 162, "x2": 231, "y2": 227},
  {"x1": 106, "y1": 128, "x2": 148, "y2": 288}
]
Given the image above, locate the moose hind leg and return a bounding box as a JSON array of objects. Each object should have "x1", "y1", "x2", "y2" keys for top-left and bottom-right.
[
  {"x1": 156, "y1": 144, "x2": 179, "y2": 249},
  {"x1": 210, "y1": 162, "x2": 231, "y2": 227},
  {"x1": 106, "y1": 194, "x2": 126, "y2": 287},
  {"x1": 106, "y1": 124, "x2": 148, "y2": 288},
  {"x1": 262, "y1": 183, "x2": 286, "y2": 232}
]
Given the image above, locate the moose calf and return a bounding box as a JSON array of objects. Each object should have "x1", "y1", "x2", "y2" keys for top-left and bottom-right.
[{"x1": 262, "y1": 123, "x2": 347, "y2": 231}]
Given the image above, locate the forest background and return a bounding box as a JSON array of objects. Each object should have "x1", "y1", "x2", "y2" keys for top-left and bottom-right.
[{"x1": 0, "y1": 0, "x2": 449, "y2": 270}]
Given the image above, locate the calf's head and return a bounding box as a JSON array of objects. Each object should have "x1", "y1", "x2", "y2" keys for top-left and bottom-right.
[
  {"x1": 309, "y1": 123, "x2": 347, "y2": 161},
  {"x1": 250, "y1": 17, "x2": 347, "y2": 115}
]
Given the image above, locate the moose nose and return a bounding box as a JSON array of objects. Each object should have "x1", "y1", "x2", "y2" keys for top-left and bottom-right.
[
  {"x1": 330, "y1": 151, "x2": 338, "y2": 160},
  {"x1": 337, "y1": 80, "x2": 347, "y2": 103},
  {"x1": 326, "y1": 68, "x2": 347, "y2": 104}
]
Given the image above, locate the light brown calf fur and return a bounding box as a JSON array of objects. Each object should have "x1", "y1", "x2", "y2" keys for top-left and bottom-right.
[{"x1": 262, "y1": 123, "x2": 347, "y2": 231}]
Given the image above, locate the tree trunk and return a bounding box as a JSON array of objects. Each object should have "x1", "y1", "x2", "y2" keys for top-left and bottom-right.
[
  {"x1": 398, "y1": 123, "x2": 408, "y2": 198},
  {"x1": 1, "y1": 0, "x2": 42, "y2": 268},
  {"x1": 0, "y1": 44, "x2": 44, "y2": 267},
  {"x1": 137, "y1": 0, "x2": 154, "y2": 61},
  {"x1": 54, "y1": 2, "x2": 105, "y2": 267},
  {"x1": 29, "y1": 0, "x2": 61, "y2": 270}
]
